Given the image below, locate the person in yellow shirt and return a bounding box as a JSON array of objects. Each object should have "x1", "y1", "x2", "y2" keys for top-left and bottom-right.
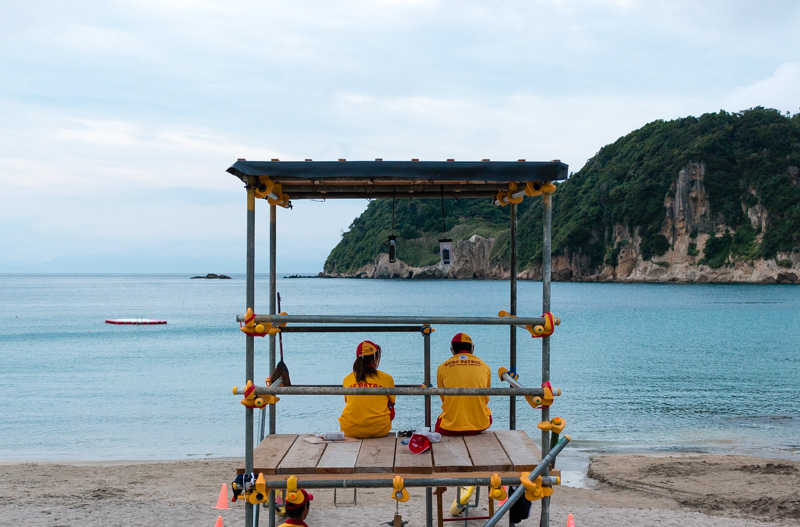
[
  {"x1": 435, "y1": 332, "x2": 492, "y2": 435},
  {"x1": 278, "y1": 488, "x2": 313, "y2": 527},
  {"x1": 338, "y1": 340, "x2": 396, "y2": 438}
]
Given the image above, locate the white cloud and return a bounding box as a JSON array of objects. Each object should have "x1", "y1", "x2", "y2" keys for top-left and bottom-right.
[{"x1": 724, "y1": 62, "x2": 800, "y2": 114}]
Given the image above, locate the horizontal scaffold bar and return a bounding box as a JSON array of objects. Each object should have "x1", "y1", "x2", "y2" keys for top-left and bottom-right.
[
  {"x1": 241, "y1": 386, "x2": 550, "y2": 396},
  {"x1": 237, "y1": 314, "x2": 547, "y2": 326},
  {"x1": 258, "y1": 475, "x2": 559, "y2": 490},
  {"x1": 280, "y1": 325, "x2": 422, "y2": 333}
]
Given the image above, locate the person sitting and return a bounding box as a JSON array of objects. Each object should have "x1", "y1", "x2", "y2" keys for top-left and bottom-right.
[
  {"x1": 338, "y1": 340, "x2": 396, "y2": 438},
  {"x1": 435, "y1": 332, "x2": 492, "y2": 435},
  {"x1": 279, "y1": 488, "x2": 313, "y2": 527}
]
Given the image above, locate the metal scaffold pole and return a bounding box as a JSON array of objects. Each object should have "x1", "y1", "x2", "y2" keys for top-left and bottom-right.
[
  {"x1": 424, "y1": 331, "x2": 433, "y2": 527},
  {"x1": 267, "y1": 204, "x2": 278, "y2": 527},
  {"x1": 540, "y1": 192, "x2": 553, "y2": 527},
  {"x1": 245, "y1": 184, "x2": 256, "y2": 527},
  {"x1": 510, "y1": 202, "x2": 517, "y2": 432}
]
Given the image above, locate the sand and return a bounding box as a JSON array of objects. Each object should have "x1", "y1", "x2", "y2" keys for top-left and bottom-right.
[{"x1": 0, "y1": 454, "x2": 798, "y2": 527}]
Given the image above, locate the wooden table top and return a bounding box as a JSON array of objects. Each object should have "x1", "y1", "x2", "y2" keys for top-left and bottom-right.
[{"x1": 237, "y1": 430, "x2": 542, "y2": 478}]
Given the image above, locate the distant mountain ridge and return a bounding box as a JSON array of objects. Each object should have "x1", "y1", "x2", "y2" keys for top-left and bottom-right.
[{"x1": 323, "y1": 108, "x2": 800, "y2": 283}]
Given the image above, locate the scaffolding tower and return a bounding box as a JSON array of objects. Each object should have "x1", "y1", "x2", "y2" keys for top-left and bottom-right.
[{"x1": 227, "y1": 159, "x2": 570, "y2": 527}]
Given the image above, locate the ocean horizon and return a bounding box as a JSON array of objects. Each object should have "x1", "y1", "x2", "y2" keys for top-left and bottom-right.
[{"x1": 1, "y1": 273, "x2": 798, "y2": 467}]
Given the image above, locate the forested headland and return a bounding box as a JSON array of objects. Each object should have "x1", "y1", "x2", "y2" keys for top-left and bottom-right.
[{"x1": 324, "y1": 108, "x2": 800, "y2": 283}]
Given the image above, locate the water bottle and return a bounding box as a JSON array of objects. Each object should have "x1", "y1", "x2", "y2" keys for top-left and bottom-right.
[{"x1": 317, "y1": 431, "x2": 345, "y2": 441}]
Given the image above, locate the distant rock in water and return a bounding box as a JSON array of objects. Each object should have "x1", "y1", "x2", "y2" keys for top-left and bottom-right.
[{"x1": 190, "y1": 273, "x2": 231, "y2": 279}]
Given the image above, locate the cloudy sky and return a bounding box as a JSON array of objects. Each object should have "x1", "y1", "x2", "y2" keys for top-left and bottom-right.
[{"x1": 1, "y1": 0, "x2": 798, "y2": 273}]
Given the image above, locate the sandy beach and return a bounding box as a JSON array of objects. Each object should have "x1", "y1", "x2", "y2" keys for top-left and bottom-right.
[{"x1": 1, "y1": 454, "x2": 798, "y2": 526}]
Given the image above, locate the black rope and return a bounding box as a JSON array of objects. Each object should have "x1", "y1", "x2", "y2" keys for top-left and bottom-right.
[
  {"x1": 440, "y1": 185, "x2": 446, "y2": 234},
  {"x1": 277, "y1": 292, "x2": 284, "y2": 362}
]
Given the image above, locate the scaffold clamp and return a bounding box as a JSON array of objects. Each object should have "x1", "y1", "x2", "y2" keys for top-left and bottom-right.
[
  {"x1": 240, "y1": 307, "x2": 281, "y2": 337},
  {"x1": 538, "y1": 416, "x2": 566, "y2": 434},
  {"x1": 392, "y1": 475, "x2": 409, "y2": 502},
  {"x1": 526, "y1": 312, "x2": 560, "y2": 339},
  {"x1": 537, "y1": 381, "x2": 558, "y2": 409},
  {"x1": 237, "y1": 380, "x2": 279, "y2": 409},
  {"x1": 519, "y1": 472, "x2": 553, "y2": 502},
  {"x1": 489, "y1": 473, "x2": 507, "y2": 501},
  {"x1": 497, "y1": 366, "x2": 519, "y2": 381},
  {"x1": 246, "y1": 472, "x2": 268, "y2": 504}
]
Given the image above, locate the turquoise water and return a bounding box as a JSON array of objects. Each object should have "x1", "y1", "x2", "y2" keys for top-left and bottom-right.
[{"x1": 1, "y1": 274, "x2": 798, "y2": 462}]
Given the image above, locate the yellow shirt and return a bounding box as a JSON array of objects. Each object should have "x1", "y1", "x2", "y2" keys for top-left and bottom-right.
[
  {"x1": 338, "y1": 369, "x2": 395, "y2": 438},
  {"x1": 436, "y1": 353, "x2": 491, "y2": 432}
]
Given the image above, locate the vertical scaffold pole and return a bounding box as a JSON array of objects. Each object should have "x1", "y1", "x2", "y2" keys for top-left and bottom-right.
[
  {"x1": 245, "y1": 183, "x2": 256, "y2": 527},
  {"x1": 424, "y1": 331, "x2": 433, "y2": 527},
  {"x1": 509, "y1": 203, "x2": 517, "y2": 431},
  {"x1": 540, "y1": 193, "x2": 553, "y2": 527},
  {"x1": 268, "y1": 204, "x2": 277, "y2": 527}
]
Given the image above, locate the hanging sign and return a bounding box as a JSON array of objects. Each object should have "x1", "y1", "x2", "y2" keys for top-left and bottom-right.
[{"x1": 439, "y1": 238, "x2": 453, "y2": 267}]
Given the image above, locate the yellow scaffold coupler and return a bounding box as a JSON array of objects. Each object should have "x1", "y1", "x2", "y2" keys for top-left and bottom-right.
[
  {"x1": 489, "y1": 473, "x2": 508, "y2": 501},
  {"x1": 266, "y1": 182, "x2": 291, "y2": 208},
  {"x1": 254, "y1": 176, "x2": 274, "y2": 199},
  {"x1": 392, "y1": 475, "x2": 409, "y2": 502},
  {"x1": 240, "y1": 307, "x2": 281, "y2": 337},
  {"x1": 246, "y1": 473, "x2": 268, "y2": 505},
  {"x1": 237, "y1": 380, "x2": 280, "y2": 409},
  {"x1": 524, "y1": 181, "x2": 557, "y2": 197},
  {"x1": 526, "y1": 312, "x2": 560, "y2": 339},
  {"x1": 519, "y1": 472, "x2": 554, "y2": 502},
  {"x1": 538, "y1": 417, "x2": 566, "y2": 434}
]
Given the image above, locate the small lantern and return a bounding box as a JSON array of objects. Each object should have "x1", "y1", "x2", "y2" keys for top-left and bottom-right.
[
  {"x1": 388, "y1": 235, "x2": 397, "y2": 263},
  {"x1": 439, "y1": 238, "x2": 453, "y2": 267}
]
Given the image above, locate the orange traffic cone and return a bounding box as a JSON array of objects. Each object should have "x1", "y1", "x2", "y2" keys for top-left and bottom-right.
[
  {"x1": 214, "y1": 483, "x2": 229, "y2": 510},
  {"x1": 567, "y1": 513, "x2": 575, "y2": 527},
  {"x1": 214, "y1": 516, "x2": 223, "y2": 527}
]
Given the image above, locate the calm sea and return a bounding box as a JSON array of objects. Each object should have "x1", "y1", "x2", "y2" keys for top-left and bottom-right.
[{"x1": 1, "y1": 274, "x2": 798, "y2": 467}]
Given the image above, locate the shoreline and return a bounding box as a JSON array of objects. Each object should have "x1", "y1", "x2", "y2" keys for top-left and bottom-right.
[{"x1": 1, "y1": 453, "x2": 797, "y2": 526}]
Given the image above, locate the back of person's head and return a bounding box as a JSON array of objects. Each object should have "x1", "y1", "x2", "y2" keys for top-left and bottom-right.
[
  {"x1": 284, "y1": 489, "x2": 313, "y2": 520},
  {"x1": 450, "y1": 332, "x2": 474, "y2": 354},
  {"x1": 353, "y1": 340, "x2": 382, "y2": 383}
]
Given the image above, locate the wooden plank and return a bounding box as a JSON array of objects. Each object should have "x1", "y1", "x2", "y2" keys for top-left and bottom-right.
[
  {"x1": 248, "y1": 434, "x2": 298, "y2": 475},
  {"x1": 277, "y1": 434, "x2": 326, "y2": 474},
  {"x1": 316, "y1": 440, "x2": 362, "y2": 474},
  {"x1": 493, "y1": 430, "x2": 542, "y2": 472},
  {"x1": 431, "y1": 436, "x2": 472, "y2": 472},
  {"x1": 355, "y1": 435, "x2": 397, "y2": 473},
  {"x1": 463, "y1": 432, "x2": 513, "y2": 471},
  {"x1": 394, "y1": 437, "x2": 433, "y2": 474}
]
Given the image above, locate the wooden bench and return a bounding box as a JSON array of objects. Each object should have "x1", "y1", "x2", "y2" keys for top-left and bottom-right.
[{"x1": 237, "y1": 431, "x2": 543, "y2": 485}]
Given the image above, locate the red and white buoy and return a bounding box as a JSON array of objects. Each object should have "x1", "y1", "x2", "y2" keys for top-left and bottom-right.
[{"x1": 105, "y1": 318, "x2": 167, "y2": 325}]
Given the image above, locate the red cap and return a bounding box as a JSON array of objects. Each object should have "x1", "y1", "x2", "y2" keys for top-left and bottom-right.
[
  {"x1": 409, "y1": 433, "x2": 432, "y2": 454},
  {"x1": 451, "y1": 333, "x2": 473, "y2": 345},
  {"x1": 285, "y1": 489, "x2": 314, "y2": 510},
  {"x1": 356, "y1": 340, "x2": 380, "y2": 357}
]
